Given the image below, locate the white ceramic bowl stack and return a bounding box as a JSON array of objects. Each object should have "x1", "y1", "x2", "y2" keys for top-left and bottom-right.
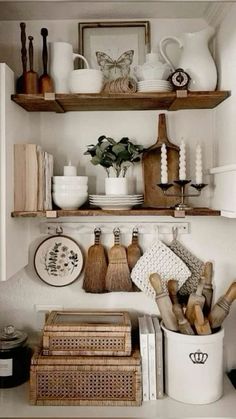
[{"x1": 52, "y1": 176, "x2": 88, "y2": 210}]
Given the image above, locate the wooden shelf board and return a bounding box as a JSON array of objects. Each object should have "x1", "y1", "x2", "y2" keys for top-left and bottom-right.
[
  {"x1": 11, "y1": 91, "x2": 230, "y2": 112},
  {"x1": 11, "y1": 207, "x2": 221, "y2": 218}
]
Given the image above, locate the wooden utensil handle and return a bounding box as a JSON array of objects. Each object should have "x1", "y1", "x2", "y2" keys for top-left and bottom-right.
[
  {"x1": 196, "y1": 277, "x2": 205, "y2": 296},
  {"x1": 158, "y1": 113, "x2": 168, "y2": 141},
  {"x1": 167, "y1": 279, "x2": 178, "y2": 304},
  {"x1": 149, "y1": 273, "x2": 163, "y2": 295},
  {"x1": 41, "y1": 28, "x2": 48, "y2": 75},
  {"x1": 194, "y1": 304, "x2": 204, "y2": 325},
  {"x1": 203, "y1": 261, "x2": 213, "y2": 285},
  {"x1": 28, "y1": 36, "x2": 34, "y2": 71},
  {"x1": 225, "y1": 281, "x2": 236, "y2": 304},
  {"x1": 20, "y1": 22, "x2": 27, "y2": 72}
]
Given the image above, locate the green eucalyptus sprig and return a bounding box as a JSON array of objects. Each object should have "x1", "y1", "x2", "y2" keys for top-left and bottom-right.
[{"x1": 84, "y1": 135, "x2": 144, "y2": 177}]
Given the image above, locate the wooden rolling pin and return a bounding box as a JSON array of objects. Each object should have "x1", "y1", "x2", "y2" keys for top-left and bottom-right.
[
  {"x1": 168, "y1": 279, "x2": 194, "y2": 335},
  {"x1": 202, "y1": 262, "x2": 214, "y2": 316},
  {"x1": 173, "y1": 304, "x2": 195, "y2": 335},
  {"x1": 194, "y1": 304, "x2": 212, "y2": 335},
  {"x1": 208, "y1": 281, "x2": 236, "y2": 329},
  {"x1": 185, "y1": 277, "x2": 206, "y2": 325},
  {"x1": 149, "y1": 273, "x2": 178, "y2": 331}
]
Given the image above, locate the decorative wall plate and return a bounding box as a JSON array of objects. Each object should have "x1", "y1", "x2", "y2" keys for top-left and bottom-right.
[{"x1": 34, "y1": 235, "x2": 83, "y2": 286}]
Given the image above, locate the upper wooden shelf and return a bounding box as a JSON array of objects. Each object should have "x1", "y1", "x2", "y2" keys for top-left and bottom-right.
[
  {"x1": 11, "y1": 207, "x2": 221, "y2": 218},
  {"x1": 11, "y1": 91, "x2": 230, "y2": 113}
]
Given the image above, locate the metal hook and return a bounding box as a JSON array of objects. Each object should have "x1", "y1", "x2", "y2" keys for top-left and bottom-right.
[
  {"x1": 56, "y1": 226, "x2": 63, "y2": 235},
  {"x1": 172, "y1": 226, "x2": 178, "y2": 240},
  {"x1": 132, "y1": 227, "x2": 139, "y2": 239},
  {"x1": 94, "y1": 227, "x2": 101, "y2": 238},
  {"x1": 113, "y1": 227, "x2": 120, "y2": 245}
]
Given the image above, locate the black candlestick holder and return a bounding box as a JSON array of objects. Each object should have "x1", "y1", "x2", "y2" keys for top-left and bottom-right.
[{"x1": 157, "y1": 179, "x2": 207, "y2": 211}]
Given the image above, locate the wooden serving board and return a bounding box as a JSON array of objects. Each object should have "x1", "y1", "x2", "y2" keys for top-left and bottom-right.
[{"x1": 142, "y1": 113, "x2": 180, "y2": 208}]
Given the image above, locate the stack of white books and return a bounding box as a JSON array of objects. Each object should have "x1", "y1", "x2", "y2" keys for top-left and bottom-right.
[{"x1": 138, "y1": 314, "x2": 164, "y2": 401}]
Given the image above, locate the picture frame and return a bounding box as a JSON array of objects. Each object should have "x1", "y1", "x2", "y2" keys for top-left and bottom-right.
[{"x1": 78, "y1": 21, "x2": 150, "y2": 81}]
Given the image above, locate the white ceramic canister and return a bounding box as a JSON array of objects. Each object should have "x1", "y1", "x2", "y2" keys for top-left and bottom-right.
[
  {"x1": 49, "y1": 42, "x2": 89, "y2": 93},
  {"x1": 162, "y1": 324, "x2": 224, "y2": 404}
]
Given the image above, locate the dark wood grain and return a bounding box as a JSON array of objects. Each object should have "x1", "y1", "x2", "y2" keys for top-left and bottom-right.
[
  {"x1": 11, "y1": 91, "x2": 230, "y2": 112},
  {"x1": 11, "y1": 207, "x2": 221, "y2": 218}
]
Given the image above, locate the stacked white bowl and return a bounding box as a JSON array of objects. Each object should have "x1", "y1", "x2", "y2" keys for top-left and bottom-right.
[{"x1": 52, "y1": 163, "x2": 88, "y2": 210}]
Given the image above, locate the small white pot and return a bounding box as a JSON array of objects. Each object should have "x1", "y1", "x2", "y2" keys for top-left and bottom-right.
[{"x1": 105, "y1": 177, "x2": 128, "y2": 195}]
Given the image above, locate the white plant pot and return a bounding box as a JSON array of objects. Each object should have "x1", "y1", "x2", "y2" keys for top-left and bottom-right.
[{"x1": 105, "y1": 177, "x2": 128, "y2": 195}]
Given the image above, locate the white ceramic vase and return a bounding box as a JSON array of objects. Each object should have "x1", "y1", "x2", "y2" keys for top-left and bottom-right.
[
  {"x1": 159, "y1": 27, "x2": 217, "y2": 91},
  {"x1": 105, "y1": 177, "x2": 128, "y2": 195}
]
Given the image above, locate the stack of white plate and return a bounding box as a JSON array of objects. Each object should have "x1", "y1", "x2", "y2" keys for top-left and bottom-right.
[
  {"x1": 52, "y1": 176, "x2": 88, "y2": 210},
  {"x1": 138, "y1": 80, "x2": 172, "y2": 92},
  {"x1": 89, "y1": 194, "x2": 144, "y2": 210}
]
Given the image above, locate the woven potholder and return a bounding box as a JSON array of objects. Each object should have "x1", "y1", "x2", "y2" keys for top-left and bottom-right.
[
  {"x1": 130, "y1": 240, "x2": 191, "y2": 299},
  {"x1": 169, "y1": 239, "x2": 204, "y2": 299}
]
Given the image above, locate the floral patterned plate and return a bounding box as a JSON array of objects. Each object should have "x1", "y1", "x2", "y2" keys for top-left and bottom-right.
[{"x1": 34, "y1": 235, "x2": 83, "y2": 286}]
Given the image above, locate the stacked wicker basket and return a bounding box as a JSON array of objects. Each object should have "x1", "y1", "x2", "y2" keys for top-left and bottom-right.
[{"x1": 30, "y1": 310, "x2": 142, "y2": 406}]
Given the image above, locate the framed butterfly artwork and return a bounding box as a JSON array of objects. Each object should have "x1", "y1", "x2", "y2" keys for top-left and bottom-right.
[{"x1": 78, "y1": 21, "x2": 151, "y2": 81}]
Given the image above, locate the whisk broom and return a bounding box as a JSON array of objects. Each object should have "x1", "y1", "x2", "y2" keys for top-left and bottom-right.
[
  {"x1": 127, "y1": 227, "x2": 142, "y2": 291},
  {"x1": 105, "y1": 227, "x2": 132, "y2": 292},
  {"x1": 83, "y1": 228, "x2": 107, "y2": 293}
]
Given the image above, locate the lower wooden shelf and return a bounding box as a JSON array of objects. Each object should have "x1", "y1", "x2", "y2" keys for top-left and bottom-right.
[
  {"x1": 11, "y1": 207, "x2": 221, "y2": 218},
  {"x1": 0, "y1": 375, "x2": 235, "y2": 418}
]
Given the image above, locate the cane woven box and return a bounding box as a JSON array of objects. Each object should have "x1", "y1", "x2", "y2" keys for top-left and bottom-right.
[
  {"x1": 30, "y1": 346, "x2": 142, "y2": 406},
  {"x1": 42, "y1": 310, "x2": 132, "y2": 356}
]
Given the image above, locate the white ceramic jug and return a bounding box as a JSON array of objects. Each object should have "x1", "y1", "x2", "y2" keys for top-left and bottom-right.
[
  {"x1": 159, "y1": 27, "x2": 217, "y2": 91},
  {"x1": 49, "y1": 42, "x2": 89, "y2": 93}
]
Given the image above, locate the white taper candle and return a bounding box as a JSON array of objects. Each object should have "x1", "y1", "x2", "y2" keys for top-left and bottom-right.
[
  {"x1": 179, "y1": 141, "x2": 186, "y2": 180},
  {"x1": 161, "y1": 143, "x2": 168, "y2": 184},
  {"x1": 195, "y1": 144, "x2": 203, "y2": 184}
]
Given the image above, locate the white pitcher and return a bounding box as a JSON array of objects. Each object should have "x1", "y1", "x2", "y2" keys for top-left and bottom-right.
[
  {"x1": 49, "y1": 42, "x2": 89, "y2": 93},
  {"x1": 159, "y1": 27, "x2": 217, "y2": 91}
]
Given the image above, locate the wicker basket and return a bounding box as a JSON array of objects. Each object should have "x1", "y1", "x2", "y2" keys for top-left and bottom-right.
[
  {"x1": 42, "y1": 310, "x2": 132, "y2": 357},
  {"x1": 30, "y1": 346, "x2": 141, "y2": 406}
]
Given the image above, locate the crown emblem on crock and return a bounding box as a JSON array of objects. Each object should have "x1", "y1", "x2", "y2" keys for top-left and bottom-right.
[{"x1": 189, "y1": 349, "x2": 208, "y2": 364}]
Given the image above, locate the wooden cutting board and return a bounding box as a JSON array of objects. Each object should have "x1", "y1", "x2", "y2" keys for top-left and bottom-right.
[{"x1": 142, "y1": 113, "x2": 180, "y2": 208}]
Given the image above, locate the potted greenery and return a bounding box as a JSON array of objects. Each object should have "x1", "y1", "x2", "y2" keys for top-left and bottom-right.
[{"x1": 84, "y1": 135, "x2": 144, "y2": 194}]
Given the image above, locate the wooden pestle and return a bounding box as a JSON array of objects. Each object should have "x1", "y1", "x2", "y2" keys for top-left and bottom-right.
[
  {"x1": 202, "y1": 262, "x2": 214, "y2": 316},
  {"x1": 194, "y1": 304, "x2": 212, "y2": 335},
  {"x1": 149, "y1": 273, "x2": 178, "y2": 331},
  {"x1": 208, "y1": 281, "x2": 236, "y2": 329},
  {"x1": 168, "y1": 279, "x2": 194, "y2": 335},
  {"x1": 185, "y1": 277, "x2": 206, "y2": 325}
]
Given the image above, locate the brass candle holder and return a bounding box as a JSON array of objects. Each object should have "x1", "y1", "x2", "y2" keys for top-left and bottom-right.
[{"x1": 157, "y1": 180, "x2": 208, "y2": 211}]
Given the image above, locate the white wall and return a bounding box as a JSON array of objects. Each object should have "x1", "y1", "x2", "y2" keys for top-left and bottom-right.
[{"x1": 0, "y1": 14, "x2": 236, "y2": 372}]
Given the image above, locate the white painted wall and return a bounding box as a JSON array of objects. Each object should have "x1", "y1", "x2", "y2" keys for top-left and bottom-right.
[{"x1": 0, "y1": 14, "x2": 236, "y2": 373}]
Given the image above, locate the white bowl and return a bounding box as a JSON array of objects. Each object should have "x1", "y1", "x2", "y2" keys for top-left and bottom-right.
[
  {"x1": 52, "y1": 192, "x2": 88, "y2": 210},
  {"x1": 53, "y1": 184, "x2": 88, "y2": 192},
  {"x1": 53, "y1": 176, "x2": 88, "y2": 185},
  {"x1": 69, "y1": 69, "x2": 104, "y2": 93}
]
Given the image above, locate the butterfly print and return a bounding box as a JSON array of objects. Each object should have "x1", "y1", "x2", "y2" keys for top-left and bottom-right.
[{"x1": 96, "y1": 50, "x2": 134, "y2": 80}]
